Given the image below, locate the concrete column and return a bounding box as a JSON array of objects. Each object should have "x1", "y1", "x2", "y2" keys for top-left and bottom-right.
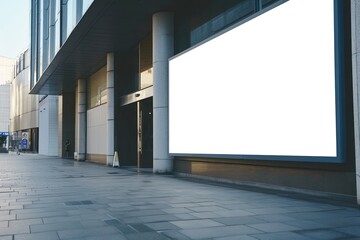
[
  {"x1": 76, "y1": 79, "x2": 86, "y2": 161},
  {"x1": 152, "y1": 12, "x2": 174, "y2": 173},
  {"x1": 351, "y1": 0, "x2": 360, "y2": 205},
  {"x1": 107, "y1": 53, "x2": 115, "y2": 166}
]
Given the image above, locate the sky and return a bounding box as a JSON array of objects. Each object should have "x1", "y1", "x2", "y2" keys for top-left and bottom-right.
[{"x1": 0, "y1": 0, "x2": 30, "y2": 59}]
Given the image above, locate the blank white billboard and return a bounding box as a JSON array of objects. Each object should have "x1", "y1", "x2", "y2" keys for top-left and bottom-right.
[{"x1": 169, "y1": 0, "x2": 337, "y2": 159}]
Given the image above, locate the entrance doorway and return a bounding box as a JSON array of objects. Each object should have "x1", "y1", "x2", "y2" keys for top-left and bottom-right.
[
  {"x1": 118, "y1": 89, "x2": 153, "y2": 169},
  {"x1": 137, "y1": 97, "x2": 153, "y2": 168}
]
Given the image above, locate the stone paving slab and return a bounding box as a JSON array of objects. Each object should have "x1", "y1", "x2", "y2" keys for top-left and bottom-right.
[{"x1": 0, "y1": 153, "x2": 360, "y2": 239}]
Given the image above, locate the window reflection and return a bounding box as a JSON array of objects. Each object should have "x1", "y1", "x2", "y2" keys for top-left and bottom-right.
[
  {"x1": 262, "y1": 0, "x2": 279, "y2": 9},
  {"x1": 31, "y1": 0, "x2": 94, "y2": 87},
  {"x1": 55, "y1": 0, "x2": 61, "y2": 54},
  {"x1": 66, "y1": 0, "x2": 76, "y2": 38},
  {"x1": 83, "y1": 0, "x2": 93, "y2": 14}
]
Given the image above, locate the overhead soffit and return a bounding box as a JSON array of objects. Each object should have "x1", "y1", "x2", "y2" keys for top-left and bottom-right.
[{"x1": 30, "y1": 0, "x2": 191, "y2": 95}]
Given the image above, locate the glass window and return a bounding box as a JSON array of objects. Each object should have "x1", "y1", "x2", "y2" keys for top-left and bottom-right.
[
  {"x1": 16, "y1": 60, "x2": 19, "y2": 75},
  {"x1": 38, "y1": 0, "x2": 44, "y2": 75},
  {"x1": 82, "y1": 0, "x2": 93, "y2": 15},
  {"x1": 30, "y1": 0, "x2": 38, "y2": 87},
  {"x1": 262, "y1": 0, "x2": 280, "y2": 9},
  {"x1": 190, "y1": 0, "x2": 256, "y2": 45},
  {"x1": 22, "y1": 53, "x2": 26, "y2": 70},
  {"x1": 49, "y1": 0, "x2": 56, "y2": 60},
  {"x1": 55, "y1": 0, "x2": 60, "y2": 53},
  {"x1": 66, "y1": 0, "x2": 76, "y2": 38},
  {"x1": 43, "y1": 0, "x2": 50, "y2": 70}
]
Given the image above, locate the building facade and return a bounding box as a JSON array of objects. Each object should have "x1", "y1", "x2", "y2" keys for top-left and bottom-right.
[
  {"x1": 9, "y1": 50, "x2": 39, "y2": 152},
  {"x1": 9, "y1": 49, "x2": 59, "y2": 155},
  {"x1": 30, "y1": 0, "x2": 360, "y2": 204}
]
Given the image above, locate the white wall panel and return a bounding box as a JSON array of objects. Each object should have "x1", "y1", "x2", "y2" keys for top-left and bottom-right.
[
  {"x1": 39, "y1": 95, "x2": 58, "y2": 156},
  {"x1": 87, "y1": 104, "x2": 107, "y2": 154}
]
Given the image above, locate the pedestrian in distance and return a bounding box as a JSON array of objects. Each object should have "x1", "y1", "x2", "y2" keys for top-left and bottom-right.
[
  {"x1": 65, "y1": 139, "x2": 70, "y2": 158},
  {"x1": 15, "y1": 145, "x2": 20, "y2": 155}
]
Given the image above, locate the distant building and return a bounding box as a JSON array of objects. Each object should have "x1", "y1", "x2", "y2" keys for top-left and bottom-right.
[
  {"x1": 9, "y1": 50, "x2": 39, "y2": 152},
  {"x1": 29, "y1": 0, "x2": 360, "y2": 204},
  {"x1": 0, "y1": 56, "x2": 13, "y2": 149},
  {"x1": 9, "y1": 49, "x2": 58, "y2": 155},
  {"x1": 0, "y1": 56, "x2": 14, "y2": 85}
]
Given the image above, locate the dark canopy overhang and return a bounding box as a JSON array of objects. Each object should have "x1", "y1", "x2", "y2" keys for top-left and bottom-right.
[{"x1": 30, "y1": 0, "x2": 191, "y2": 95}]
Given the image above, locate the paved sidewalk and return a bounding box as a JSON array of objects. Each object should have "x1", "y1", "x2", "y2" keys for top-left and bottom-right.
[{"x1": 0, "y1": 153, "x2": 360, "y2": 240}]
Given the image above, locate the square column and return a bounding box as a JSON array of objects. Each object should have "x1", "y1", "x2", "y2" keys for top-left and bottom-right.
[
  {"x1": 107, "y1": 52, "x2": 115, "y2": 165},
  {"x1": 153, "y1": 12, "x2": 174, "y2": 173},
  {"x1": 58, "y1": 93, "x2": 75, "y2": 158},
  {"x1": 351, "y1": 0, "x2": 360, "y2": 205},
  {"x1": 76, "y1": 79, "x2": 86, "y2": 160}
]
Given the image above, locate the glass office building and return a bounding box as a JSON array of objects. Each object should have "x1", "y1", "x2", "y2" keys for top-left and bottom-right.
[{"x1": 30, "y1": 0, "x2": 360, "y2": 204}]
